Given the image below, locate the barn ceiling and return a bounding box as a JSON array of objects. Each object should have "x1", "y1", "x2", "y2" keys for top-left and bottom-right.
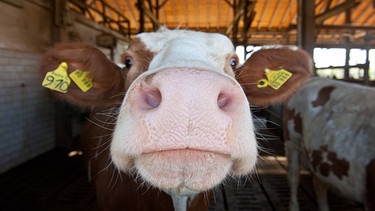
[{"x1": 68, "y1": 0, "x2": 375, "y2": 47}]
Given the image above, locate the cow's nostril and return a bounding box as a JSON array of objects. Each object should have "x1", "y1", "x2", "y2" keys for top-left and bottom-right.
[
  {"x1": 144, "y1": 89, "x2": 162, "y2": 108},
  {"x1": 217, "y1": 93, "x2": 231, "y2": 109}
]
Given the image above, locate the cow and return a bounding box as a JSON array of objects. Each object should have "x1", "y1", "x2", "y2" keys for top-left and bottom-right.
[
  {"x1": 39, "y1": 29, "x2": 310, "y2": 210},
  {"x1": 237, "y1": 47, "x2": 375, "y2": 211}
]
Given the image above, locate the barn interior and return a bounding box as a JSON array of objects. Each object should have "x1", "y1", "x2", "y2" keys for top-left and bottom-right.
[{"x1": 0, "y1": 0, "x2": 373, "y2": 210}]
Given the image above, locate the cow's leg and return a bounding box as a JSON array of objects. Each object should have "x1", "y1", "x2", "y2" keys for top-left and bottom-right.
[
  {"x1": 285, "y1": 140, "x2": 301, "y2": 211},
  {"x1": 312, "y1": 176, "x2": 329, "y2": 211}
]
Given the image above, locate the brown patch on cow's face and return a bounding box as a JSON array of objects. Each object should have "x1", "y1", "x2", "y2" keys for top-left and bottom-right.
[
  {"x1": 309, "y1": 145, "x2": 349, "y2": 179},
  {"x1": 366, "y1": 158, "x2": 375, "y2": 210},
  {"x1": 122, "y1": 38, "x2": 155, "y2": 89},
  {"x1": 312, "y1": 86, "x2": 336, "y2": 107},
  {"x1": 224, "y1": 54, "x2": 239, "y2": 77}
]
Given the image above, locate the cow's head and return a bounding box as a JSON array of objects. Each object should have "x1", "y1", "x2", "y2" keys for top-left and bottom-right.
[{"x1": 39, "y1": 29, "x2": 311, "y2": 198}]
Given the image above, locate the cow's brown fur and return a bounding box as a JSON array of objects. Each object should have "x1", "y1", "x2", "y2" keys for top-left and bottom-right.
[
  {"x1": 312, "y1": 86, "x2": 336, "y2": 107},
  {"x1": 309, "y1": 146, "x2": 350, "y2": 179},
  {"x1": 237, "y1": 47, "x2": 313, "y2": 106},
  {"x1": 122, "y1": 38, "x2": 155, "y2": 89},
  {"x1": 39, "y1": 43, "x2": 125, "y2": 110}
]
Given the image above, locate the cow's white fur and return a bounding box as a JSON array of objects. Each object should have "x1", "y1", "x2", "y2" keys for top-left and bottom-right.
[
  {"x1": 136, "y1": 29, "x2": 236, "y2": 75},
  {"x1": 286, "y1": 77, "x2": 375, "y2": 210}
]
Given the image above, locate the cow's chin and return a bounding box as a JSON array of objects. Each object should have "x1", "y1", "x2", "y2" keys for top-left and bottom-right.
[{"x1": 134, "y1": 149, "x2": 232, "y2": 196}]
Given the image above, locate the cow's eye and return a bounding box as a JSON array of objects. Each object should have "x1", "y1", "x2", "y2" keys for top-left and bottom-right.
[
  {"x1": 124, "y1": 56, "x2": 133, "y2": 69},
  {"x1": 230, "y1": 57, "x2": 238, "y2": 69}
]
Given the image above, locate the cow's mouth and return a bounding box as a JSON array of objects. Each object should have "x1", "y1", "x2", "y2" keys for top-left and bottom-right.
[{"x1": 134, "y1": 149, "x2": 232, "y2": 195}]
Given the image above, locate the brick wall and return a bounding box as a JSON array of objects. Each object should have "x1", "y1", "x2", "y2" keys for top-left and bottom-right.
[
  {"x1": 0, "y1": 48, "x2": 55, "y2": 173},
  {"x1": 0, "y1": 0, "x2": 55, "y2": 173}
]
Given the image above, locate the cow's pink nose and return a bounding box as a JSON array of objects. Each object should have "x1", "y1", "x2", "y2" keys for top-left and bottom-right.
[
  {"x1": 125, "y1": 67, "x2": 247, "y2": 153},
  {"x1": 141, "y1": 86, "x2": 233, "y2": 110},
  {"x1": 136, "y1": 69, "x2": 237, "y2": 113}
]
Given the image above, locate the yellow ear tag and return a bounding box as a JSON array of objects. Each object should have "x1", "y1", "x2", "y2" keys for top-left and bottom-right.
[
  {"x1": 69, "y1": 70, "x2": 93, "y2": 92},
  {"x1": 257, "y1": 79, "x2": 268, "y2": 88},
  {"x1": 42, "y1": 62, "x2": 71, "y2": 93},
  {"x1": 265, "y1": 68, "x2": 292, "y2": 90}
]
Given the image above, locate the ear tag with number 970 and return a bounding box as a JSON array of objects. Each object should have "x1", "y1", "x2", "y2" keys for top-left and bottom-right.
[{"x1": 42, "y1": 62, "x2": 71, "y2": 93}]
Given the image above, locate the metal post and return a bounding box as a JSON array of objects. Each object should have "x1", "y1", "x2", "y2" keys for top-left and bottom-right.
[
  {"x1": 51, "y1": 0, "x2": 73, "y2": 147},
  {"x1": 344, "y1": 10, "x2": 351, "y2": 80},
  {"x1": 364, "y1": 31, "x2": 371, "y2": 85}
]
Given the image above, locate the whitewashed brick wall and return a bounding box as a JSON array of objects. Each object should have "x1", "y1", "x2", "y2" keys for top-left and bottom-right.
[{"x1": 0, "y1": 48, "x2": 55, "y2": 173}]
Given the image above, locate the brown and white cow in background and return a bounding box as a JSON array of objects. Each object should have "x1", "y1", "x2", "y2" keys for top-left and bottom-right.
[
  {"x1": 238, "y1": 47, "x2": 375, "y2": 211},
  {"x1": 39, "y1": 29, "x2": 310, "y2": 210}
]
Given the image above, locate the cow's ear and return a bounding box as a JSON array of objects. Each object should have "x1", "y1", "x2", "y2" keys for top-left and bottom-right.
[
  {"x1": 39, "y1": 43, "x2": 125, "y2": 110},
  {"x1": 236, "y1": 47, "x2": 313, "y2": 106}
]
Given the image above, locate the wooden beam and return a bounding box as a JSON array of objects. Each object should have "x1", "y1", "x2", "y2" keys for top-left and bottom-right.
[
  {"x1": 226, "y1": 0, "x2": 245, "y2": 35},
  {"x1": 223, "y1": 0, "x2": 233, "y2": 7},
  {"x1": 353, "y1": 1, "x2": 373, "y2": 23},
  {"x1": 69, "y1": 0, "x2": 130, "y2": 36},
  {"x1": 315, "y1": 0, "x2": 360, "y2": 24},
  {"x1": 257, "y1": 0, "x2": 269, "y2": 30},
  {"x1": 143, "y1": 5, "x2": 161, "y2": 28},
  {"x1": 195, "y1": 0, "x2": 199, "y2": 29},
  {"x1": 159, "y1": 0, "x2": 168, "y2": 8},
  {"x1": 123, "y1": 0, "x2": 139, "y2": 30},
  {"x1": 243, "y1": 0, "x2": 255, "y2": 32},
  {"x1": 279, "y1": 0, "x2": 294, "y2": 30},
  {"x1": 316, "y1": 24, "x2": 375, "y2": 30},
  {"x1": 183, "y1": 0, "x2": 188, "y2": 27},
  {"x1": 170, "y1": 0, "x2": 178, "y2": 26},
  {"x1": 72, "y1": 10, "x2": 128, "y2": 41},
  {"x1": 268, "y1": 0, "x2": 282, "y2": 30}
]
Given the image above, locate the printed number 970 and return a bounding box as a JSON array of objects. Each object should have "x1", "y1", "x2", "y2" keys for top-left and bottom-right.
[{"x1": 44, "y1": 75, "x2": 69, "y2": 92}]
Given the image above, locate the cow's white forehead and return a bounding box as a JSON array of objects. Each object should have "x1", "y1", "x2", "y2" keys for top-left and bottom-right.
[
  {"x1": 136, "y1": 29, "x2": 235, "y2": 54},
  {"x1": 136, "y1": 29, "x2": 235, "y2": 72}
]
